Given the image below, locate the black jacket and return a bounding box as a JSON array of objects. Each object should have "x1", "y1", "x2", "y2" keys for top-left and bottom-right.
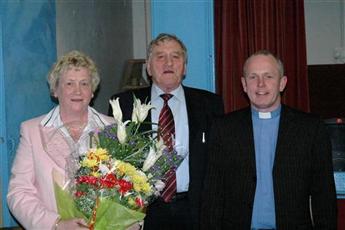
[
  {"x1": 201, "y1": 105, "x2": 337, "y2": 229},
  {"x1": 109, "y1": 85, "x2": 224, "y2": 230}
]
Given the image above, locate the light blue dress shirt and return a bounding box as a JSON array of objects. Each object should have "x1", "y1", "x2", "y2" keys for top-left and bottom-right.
[
  {"x1": 151, "y1": 83, "x2": 190, "y2": 192},
  {"x1": 251, "y1": 106, "x2": 281, "y2": 229}
]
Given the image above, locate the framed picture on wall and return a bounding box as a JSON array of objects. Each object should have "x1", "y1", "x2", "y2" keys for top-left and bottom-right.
[{"x1": 121, "y1": 59, "x2": 150, "y2": 90}]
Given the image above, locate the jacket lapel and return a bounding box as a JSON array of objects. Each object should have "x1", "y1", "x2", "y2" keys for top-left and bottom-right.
[
  {"x1": 237, "y1": 108, "x2": 257, "y2": 174},
  {"x1": 183, "y1": 87, "x2": 203, "y2": 195},
  {"x1": 274, "y1": 105, "x2": 294, "y2": 172},
  {"x1": 184, "y1": 87, "x2": 200, "y2": 146},
  {"x1": 39, "y1": 125, "x2": 73, "y2": 170}
]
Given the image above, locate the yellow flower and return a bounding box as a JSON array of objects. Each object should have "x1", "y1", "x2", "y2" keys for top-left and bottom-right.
[
  {"x1": 115, "y1": 161, "x2": 137, "y2": 176},
  {"x1": 81, "y1": 156, "x2": 98, "y2": 168},
  {"x1": 91, "y1": 171, "x2": 101, "y2": 178},
  {"x1": 94, "y1": 148, "x2": 110, "y2": 161},
  {"x1": 114, "y1": 160, "x2": 152, "y2": 195},
  {"x1": 132, "y1": 173, "x2": 151, "y2": 194},
  {"x1": 81, "y1": 148, "x2": 109, "y2": 168},
  {"x1": 133, "y1": 181, "x2": 151, "y2": 195}
]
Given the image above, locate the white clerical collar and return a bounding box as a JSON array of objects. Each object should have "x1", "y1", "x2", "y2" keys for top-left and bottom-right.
[
  {"x1": 258, "y1": 112, "x2": 272, "y2": 119},
  {"x1": 251, "y1": 106, "x2": 281, "y2": 120}
]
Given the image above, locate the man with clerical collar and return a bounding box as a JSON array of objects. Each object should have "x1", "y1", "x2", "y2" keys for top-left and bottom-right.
[{"x1": 200, "y1": 50, "x2": 337, "y2": 229}]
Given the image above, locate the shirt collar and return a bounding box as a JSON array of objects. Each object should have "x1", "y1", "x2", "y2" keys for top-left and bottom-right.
[
  {"x1": 41, "y1": 105, "x2": 112, "y2": 128},
  {"x1": 151, "y1": 83, "x2": 184, "y2": 102},
  {"x1": 251, "y1": 105, "x2": 281, "y2": 120}
]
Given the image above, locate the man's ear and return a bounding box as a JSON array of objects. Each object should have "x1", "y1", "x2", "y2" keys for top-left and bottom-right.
[
  {"x1": 279, "y1": 76, "x2": 288, "y2": 92},
  {"x1": 146, "y1": 59, "x2": 152, "y2": 76},
  {"x1": 183, "y1": 63, "x2": 187, "y2": 75},
  {"x1": 241, "y1": 77, "x2": 247, "y2": 93}
]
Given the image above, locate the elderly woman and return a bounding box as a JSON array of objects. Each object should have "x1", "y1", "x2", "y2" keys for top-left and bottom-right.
[{"x1": 7, "y1": 50, "x2": 114, "y2": 229}]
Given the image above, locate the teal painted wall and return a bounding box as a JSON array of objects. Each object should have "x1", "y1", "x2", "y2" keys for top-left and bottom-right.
[
  {"x1": 151, "y1": 0, "x2": 215, "y2": 92},
  {"x1": 0, "y1": 1, "x2": 56, "y2": 227},
  {"x1": 0, "y1": 16, "x2": 7, "y2": 228}
]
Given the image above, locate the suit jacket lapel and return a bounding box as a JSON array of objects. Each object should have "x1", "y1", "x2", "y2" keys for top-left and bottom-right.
[
  {"x1": 39, "y1": 125, "x2": 73, "y2": 170},
  {"x1": 237, "y1": 108, "x2": 257, "y2": 174},
  {"x1": 274, "y1": 105, "x2": 294, "y2": 172},
  {"x1": 183, "y1": 86, "x2": 204, "y2": 197},
  {"x1": 238, "y1": 106, "x2": 296, "y2": 176},
  {"x1": 183, "y1": 87, "x2": 200, "y2": 145}
]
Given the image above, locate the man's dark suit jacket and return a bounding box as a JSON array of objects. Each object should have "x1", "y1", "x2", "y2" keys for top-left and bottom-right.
[
  {"x1": 109, "y1": 85, "x2": 224, "y2": 230},
  {"x1": 201, "y1": 105, "x2": 337, "y2": 229}
]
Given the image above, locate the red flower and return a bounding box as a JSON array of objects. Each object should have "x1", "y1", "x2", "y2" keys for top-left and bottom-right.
[
  {"x1": 118, "y1": 179, "x2": 133, "y2": 195},
  {"x1": 100, "y1": 173, "x2": 117, "y2": 188},
  {"x1": 135, "y1": 197, "x2": 144, "y2": 208},
  {"x1": 77, "y1": 175, "x2": 98, "y2": 185},
  {"x1": 75, "y1": 190, "x2": 85, "y2": 197}
]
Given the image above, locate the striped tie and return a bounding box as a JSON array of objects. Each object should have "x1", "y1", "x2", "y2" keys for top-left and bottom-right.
[
  {"x1": 158, "y1": 94, "x2": 175, "y2": 150},
  {"x1": 158, "y1": 94, "x2": 176, "y2": 202}
]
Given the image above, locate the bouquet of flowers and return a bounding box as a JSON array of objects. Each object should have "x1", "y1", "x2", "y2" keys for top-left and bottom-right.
[{"x1": 53, "y1": 97, "x2": 184, "y2": 230}]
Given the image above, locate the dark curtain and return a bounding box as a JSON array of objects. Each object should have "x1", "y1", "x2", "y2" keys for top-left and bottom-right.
[{"x1": 215, "y1": 0, "x2": 309, "y2": 113}]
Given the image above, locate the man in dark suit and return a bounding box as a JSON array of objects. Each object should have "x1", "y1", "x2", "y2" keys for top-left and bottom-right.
[
  {"x1": 109, "y1": 33, "x2": 224, "y2": 230},
  {"x1": 201, "y1": 50, "x2": 337, "y2": 229}
]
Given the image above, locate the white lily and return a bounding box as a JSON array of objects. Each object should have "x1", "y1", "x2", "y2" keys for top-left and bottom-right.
[
  {"x1": 142, "y1": 146, "x2": 162, "y2": 172},
  {"x1": 155, "y1": 138, "x2": 165, "y2": 154},
  {"x1": 117, "y1": 120, "x2": 130, "y2": 144},
  {"x1": 109, "y1": 98, "x2": 123, "y2": 124},
  {"x1": 99, "y1": 164, "x2": 110, "y2": 175},
  {"x1": 154, "y1": 179, "x2": 166, "y2": 195},
  {"x1": 131, "y1": 98, "x2": 154, "y2": 123}
]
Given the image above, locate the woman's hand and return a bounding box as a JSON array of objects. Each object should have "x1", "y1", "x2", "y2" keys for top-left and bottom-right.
[{"x1": 56, "y1": 218, "x2": 88, "y2": 230}]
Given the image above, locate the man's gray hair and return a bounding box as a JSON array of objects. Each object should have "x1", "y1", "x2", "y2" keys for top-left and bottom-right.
[{"x1": 147, "y1": 33, "x2": 188, "y2": 64}]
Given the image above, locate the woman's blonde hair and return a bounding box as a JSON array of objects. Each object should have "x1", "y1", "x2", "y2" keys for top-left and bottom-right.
[{"x1": 47, "y1": 50, "x2": 100, "y2": 95}]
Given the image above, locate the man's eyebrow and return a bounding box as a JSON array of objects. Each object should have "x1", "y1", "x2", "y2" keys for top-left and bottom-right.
[
  {"x1": 248, "y1": 71, "x2": 274, "y2": 75},
  {"x1": 154, "y1": 50, "x2": 182, "y2": 53}
]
